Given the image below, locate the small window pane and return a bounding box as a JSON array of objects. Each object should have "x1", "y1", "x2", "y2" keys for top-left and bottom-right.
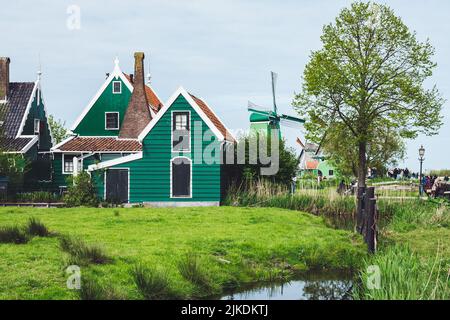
[
  {"x1": 113, "y1": 81, "x2": 122, "y2": 94},
  {"x1": 172, "y1": 112, "x2": 190, "y2": 151},
  {"x1": 34, "y1": 119, "x2": 40, "y2": 133},
  {"x1": 64, "y1": 156, "x2": 74, "y2": 173},
  {"x1": 105, "y1": 113, "x2": 119, "y2": 130}
]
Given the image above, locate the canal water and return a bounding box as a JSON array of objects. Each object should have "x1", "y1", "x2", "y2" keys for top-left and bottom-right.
[{"x1": 219, "y1": 271, "x2": 353, "y2": 300}]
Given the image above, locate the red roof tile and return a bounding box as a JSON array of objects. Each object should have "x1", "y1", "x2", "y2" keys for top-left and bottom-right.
[
  {"x1": 305, "y1": 160, "x2": 319, "y2": 170},
  {"x1": 189, "y1": 94, "x2": 235, "y2": 142},
  {"x1": 58, "y1": 137, "x2": 141, "y2": 152}
]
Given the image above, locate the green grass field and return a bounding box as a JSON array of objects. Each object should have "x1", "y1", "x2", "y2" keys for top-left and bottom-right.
[{"x1": 0, "y1": 206, "x2": 365, "y2": 300}]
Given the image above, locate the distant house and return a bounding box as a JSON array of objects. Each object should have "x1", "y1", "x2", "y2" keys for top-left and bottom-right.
[
  {"x1": 298, "y1": 140, "x2": 336, "y2": 179},
  {"x1": 52, "y1": 52, "x2": 235, "y2": 205},
  {"x1": 0, "y1": 57, "x2": 53, "y2": 187}
]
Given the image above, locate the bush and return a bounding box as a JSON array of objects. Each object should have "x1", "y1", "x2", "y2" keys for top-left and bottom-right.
[
  {"x1": 64, "y1": 171, "x2": 99, "y2": 207},
  {"x1": 16, "y1": 191, "x2": 60, "y2": 203},
  {"x1": 131, "y1": 264, "x2": 179, "y2": 300},
  {"x1": 0, "y1": 226, "x2": 29, "y2": 244},
  {"x1": 59, "y1": 235, "x2": 110, "y2": 265},
  {"x1": 178, "y1": 253, "x2": 213, "y2": 293},
  {"x1": 26, "y1": 217, "x2": 50, "y2": 237}
]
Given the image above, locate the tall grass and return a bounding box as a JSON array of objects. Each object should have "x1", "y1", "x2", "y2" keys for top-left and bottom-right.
[
  {"x1": 0, "y1": 226, "x2": 29, "y2": 244},
  {"x1": 224, "y1": 180, "x2": 449, "y2": 231},
  {"x1": 178, "y1": 253, "x2": 214, "y2": 294},
  {"x1": 26, "y1": 217, "x2": 50, "y2": 237},
  {"x1": 59, "y1": 235, "x2": 111, "y2": 265},
  {"x1": 79, "y1": 277, "x2": 122, "y2": 300},
  {"x1": 131, "y1": 264, "x2": 180, "y2": 300},
  {"x1": 354, "y1": 245, "x2": 449, "y2": 300}
]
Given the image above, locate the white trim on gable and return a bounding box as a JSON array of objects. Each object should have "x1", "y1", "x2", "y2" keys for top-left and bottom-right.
[
  {"x1": 15, "y1": 81, "x2": 38, "y2": 139},
  {"x1": 87, "y1": 151, "x2": 143, "y2": 171},
  {"x1": 138, "y1": 86, "x2": 224, "y2": 142},
  {"x1": 197, "y1": 96, "x2": 236, "y2": 142},
  {"x1": 70, "y1": 58, "x2": 134, "y2": 131}
]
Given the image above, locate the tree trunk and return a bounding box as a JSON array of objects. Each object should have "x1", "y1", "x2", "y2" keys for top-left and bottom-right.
[{"x1": 357, "y1": 141, "x2": 367, "y2": 188}]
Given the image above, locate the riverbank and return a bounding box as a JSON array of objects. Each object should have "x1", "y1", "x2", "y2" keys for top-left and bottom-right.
[{"x1": 0, "y1": 206, "x2": 365, "y2": 299}]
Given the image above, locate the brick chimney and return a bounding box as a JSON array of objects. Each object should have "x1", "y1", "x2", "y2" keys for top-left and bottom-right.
[
  {"x1": 0, "y1": 57, "x2": 10, "y2": 100},
  {"x1": 119, "y1": 52, "x2": 151, "y2": 139}
]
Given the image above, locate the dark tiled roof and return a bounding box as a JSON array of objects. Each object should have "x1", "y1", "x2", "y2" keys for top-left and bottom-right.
[
  {"x1": 1, "y1": 82, "x2": 35, "y2": 138},
  {"x1": 189, "y1": 94, "x2": 235, "y2": 142},
  {"x1": 58, "y1": 137, "x2": 142, "y2": 152},
  {"x1": 0, "y1": 136, "x2": 35, "y2": 152}
]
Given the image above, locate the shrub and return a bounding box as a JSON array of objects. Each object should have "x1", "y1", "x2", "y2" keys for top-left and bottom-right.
[
  {"x1": 64, "y1": 171, "x2": 99, "y2": 207},
  {"x1": 178, "y1": 253, "x2": 213, "y2": 293},
  {"x1": 59, "y1": 235, "x2": 110, "y2": 265},
  {"x1": 131, "y1": 264, "x2": 178, "y2": 300},
  {"x1": 26, "y1": 217, "x2": 50, "y2": 237},
  {"x1": 0, "y1": 226, "x2": 29, "y2": 244},
  {"x1": 16, "y1": 191, "x2": 60, "y2": 203}
]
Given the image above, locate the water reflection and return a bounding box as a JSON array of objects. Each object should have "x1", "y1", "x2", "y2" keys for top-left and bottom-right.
[{"x1": 221, "y1": 273, "x2": 353, "y2": 300}]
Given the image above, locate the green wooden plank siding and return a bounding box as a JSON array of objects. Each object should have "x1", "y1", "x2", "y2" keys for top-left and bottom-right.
[
  {"x1": 52, "y1": 153, "x2": 67, "y2": 188},
  {"x1": 104, "y1": 95, "x2": 222, "y2": 203},
  {"x1": 22, "y1": 88, "x2": 52, "y2": 151},
  {"x1": 73, "y1": 78, "x2": 131, "y2": 136}
]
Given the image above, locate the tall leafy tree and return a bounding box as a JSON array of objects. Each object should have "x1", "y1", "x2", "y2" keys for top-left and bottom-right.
[
  {"x1": 293, "y1": 2, "x2": 444, "y2": 187},
  {"x1": 48, "y1": 115, "x2": 68, "y2": 145}
]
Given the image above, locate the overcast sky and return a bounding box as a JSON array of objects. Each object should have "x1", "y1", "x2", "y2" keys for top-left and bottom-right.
[{"x1": 1, "y1": 0, "x2": 448, "y2": 172}]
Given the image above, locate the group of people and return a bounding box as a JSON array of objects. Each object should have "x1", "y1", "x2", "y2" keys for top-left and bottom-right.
[
  {"x1": 387, "y1": 168, "x2": 418, "y2": 179},
  {"x1": 421, "y1": 175, "x2": 450, "y2": 196}
]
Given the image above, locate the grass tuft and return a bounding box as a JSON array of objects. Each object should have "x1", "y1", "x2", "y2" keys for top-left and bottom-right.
[
  {"x1": 178, "y1": 253, "x2": 214, "y2": 293},
  {"x1": 79, "y1": 277, "x2": 122, "y2": 300},
  {"x1": 59, "y1": 235, "x2": 111, "y2": 265},
  {"x1": 0, "y1": 226, "x2": 29, "y2": 244},
  {"x1": 26, "y1": 217, "x2": 50, "y2": 237},
  {"x1": 131, "y1": 264, "x2": 179, "y2": 300}
]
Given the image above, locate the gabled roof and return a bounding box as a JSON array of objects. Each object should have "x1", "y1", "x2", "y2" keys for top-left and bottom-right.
[
  {"x1": 0, "y1": 82, "x2": 36, "y2": 138},
  {"x1": 53, "y1": 136, "x2": 142, "y2": 152},
  {"x1": 138, "y1": 86, "x2": 236, "y2": 143},
  {"x1": 123, "y1": 74, "x2": 163, "y2": 113},
  {"x1": 0, "y1": 136, "x2": 38, "y2": 153},
  {"x1": 0, "y1": 81, "x2": 41, "y2": 153},
  {"x1": 70, "y1": 58, "x2": 134, "y2": 131},
  {"x1": 189, "y1": 94, "x2": 235, "y2": 143}
]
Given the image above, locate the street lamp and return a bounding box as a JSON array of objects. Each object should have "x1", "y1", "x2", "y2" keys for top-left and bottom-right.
[{"x1": 419, "y1": 145, "x2": 425, "y2": 196}]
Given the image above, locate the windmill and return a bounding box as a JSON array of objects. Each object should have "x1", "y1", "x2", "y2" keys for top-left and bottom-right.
[{"x1": 248, "y1": 72, "x2": 305, "y2": 139}]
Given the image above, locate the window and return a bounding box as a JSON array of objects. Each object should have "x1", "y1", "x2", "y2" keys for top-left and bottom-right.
[
  {"x1": 329, "y1": 170, "x2": 334, "y2": 176},
  {"x1": 112, "y1": 81, "x2": 122, "y2": 94},
  {"x1": 63, "y1": 154, "x2": 74, "y2": 174},
  {"x1": 171, "y1": 157, "x2": 191, "y2": 197},
  {"x1": 172, "y1": 112, "x2": 190, "y2": 151},
  {"x1": 105, "y1": 112, "x2": 119, "y2": 130},
  {"x1": 34, "y1": 119, "x2": 40, "y2": 134}
]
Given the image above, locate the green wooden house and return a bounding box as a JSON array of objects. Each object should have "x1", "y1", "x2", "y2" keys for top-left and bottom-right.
[
  {"x1": 0, "y1": 57, "x2": 53, "y2": 188},
  {"x1": 51, "y1": 52, "x2": 235, "y2": 206}
]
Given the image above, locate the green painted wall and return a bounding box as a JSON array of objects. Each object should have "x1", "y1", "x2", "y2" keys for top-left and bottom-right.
[
  {"x1": 73, "y1": 77, "x2": 131, "y2": 136},
  {"x1": 22, "y1": 88, "x2": 52, "y2": 151},
  {"x1": 98, "y1": 94, "x2": 222, "y2": 203}
]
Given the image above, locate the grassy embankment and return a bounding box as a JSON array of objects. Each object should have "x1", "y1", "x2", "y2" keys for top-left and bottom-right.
[
  {"x1": 225, "y1": 182, "x2": 449, "y2": 299},
  {"x1": 0, "y1": 206, "x2": 365, "y2": 299}
]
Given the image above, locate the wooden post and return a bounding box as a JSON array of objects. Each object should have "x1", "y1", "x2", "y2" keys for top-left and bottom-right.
[
  {"x1": 356, "y1": 186, "x2": 366, "y2": 234},
  {"x1": 361, "y1": 187, "x2": 377, "y2": 253}
]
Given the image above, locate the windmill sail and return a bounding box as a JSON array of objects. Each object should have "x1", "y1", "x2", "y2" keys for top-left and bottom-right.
[{"x1": 271, "y1": 71, "x2": 278, "y2": 114}]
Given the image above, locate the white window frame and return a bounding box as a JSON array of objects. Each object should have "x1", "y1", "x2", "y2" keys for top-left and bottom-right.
[
  {"x1": 34, "y1": 119, "x2": 40, "y2": 134},
  {"x1": 105, "y1": 112, "x2": 120, "y2": 130},
  {"x1": 62, "y1": 154, "x2": 75, "y2": 175},
  {"x1": 171, "y1": 110, "x2": 191, "y2": 153},
  {"x1": 170, "y1": 156, "x2": 192, "y2": 199},
  {"x1": 112, "y1": 81, "x2": 122, "y2": 94}
]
